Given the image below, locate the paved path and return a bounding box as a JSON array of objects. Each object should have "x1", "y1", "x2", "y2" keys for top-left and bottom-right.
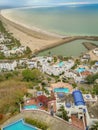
[{"x1": 1, "y1": 110, "x2": 82, "y2": 130}]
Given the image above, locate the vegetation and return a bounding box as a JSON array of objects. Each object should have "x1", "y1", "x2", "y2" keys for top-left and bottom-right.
[
  {"x1": 0, "y1": 20, "x2": 31, "y2": 60},
  {"x1": 93, "y1": 84, "x2": 98, "y2": 95},
  {"x1": 0, "y1": 71, "x2": 20, "y2": 81},
  {"x1": 89, "y1": 60, "x2": 98, "y2": 66},
  {"x1": 0, "y1": 21, "x2": 6, "y2": 33},
  {"x1": 90, "y1": 121, "x2": 98, "y2": 130},
  {"x1": 22, "y1": 68, "x2": 42, "y2": 82},
  {"x1": 58, "y1": 106, "x2": 69, "y2": 121},
  {"x1": 25, "y1": 118, "x2": 48, "y2": 130},
  {"x1": 0, "y1": 80, "x2": 27, "y2": 114},
  {"x1": 0, "y1": 52, "x2": 5, "y2": 59},
  {"x1": 86, "y1": 73, "x2": 98, "y2": 84},
  {"x1": 72, "y1": 83, "x2": 77, "y2": 88}
]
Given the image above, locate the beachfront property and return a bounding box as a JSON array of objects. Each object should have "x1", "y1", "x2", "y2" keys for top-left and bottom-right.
[
  {"x1": 0, "y1": 60, "x2": 17, "y2": 71},
  {"x1": 3, "y1": 46, "x2": 27, "y2": 57},
  {"x1": 81, "y1": 54, "x2": 90, "y2": 62},
  {"x1": 41, "y1": 59, "x2": 74, "y2": 76}
]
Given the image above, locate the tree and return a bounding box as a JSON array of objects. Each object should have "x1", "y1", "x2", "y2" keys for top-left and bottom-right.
[
  {"x1": 86, "y1": 73, "x2": 98, "y2": 84},
  {"x1": 22, "y1": 69, "x2": 42, "y2": 82},
  {"x1": 22, "y1": 69, "x2": 34, "y2": 81},
  {"x1": 90, "y1": 121, "x2": 98, "y2": 130},
  {"x1": 93, "y1": 84, "x2": 98, "y2": 95},
  {"x1": 58, "y1": 106, "x2": 69, "y2": 121}
]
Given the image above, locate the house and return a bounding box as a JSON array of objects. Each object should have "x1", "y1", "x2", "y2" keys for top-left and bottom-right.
[
  {"x1": 81, "y1": 54, "x2": 90, "y2": 62},
  {"x1": 27, "y1": 60, "x2": 37, "y2": 69},
  {"x1": 0, "y1": 60, "x2": 17, "y2": 71}
]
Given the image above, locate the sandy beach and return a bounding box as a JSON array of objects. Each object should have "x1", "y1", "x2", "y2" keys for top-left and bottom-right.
[
  {"x1": 0, "y1": 9, "x2": 63, "y2": 53},
  {"x1": 0, "y1": 8, "x2": 98, "y2": 59}
]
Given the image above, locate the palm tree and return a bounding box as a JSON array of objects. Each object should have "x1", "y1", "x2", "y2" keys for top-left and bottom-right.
[{"x1": 90, "y1": 121, "x2": 98, "y2": 130}]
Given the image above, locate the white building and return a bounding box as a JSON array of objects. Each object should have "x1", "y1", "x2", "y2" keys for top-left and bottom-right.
[
  {"x1": 0, "y1": 60, "x2": 17, "y2": 71},
  {"x1": 27, "y1": 60, "x2": 37, "y2": 69}
]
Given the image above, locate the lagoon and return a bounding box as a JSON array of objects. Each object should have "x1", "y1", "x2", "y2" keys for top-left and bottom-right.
[{"x1": 38, "y1": 40, "x2": 98, "y2": 56}]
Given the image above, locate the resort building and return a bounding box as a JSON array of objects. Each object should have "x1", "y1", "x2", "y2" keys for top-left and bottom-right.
[
  {"x1": 81, "y1": 54, "x2": 90, "y2": 62},
  {"x1": 3, "y1": 46, "x2": 27, "y2": 57},
  {"x1": 27, "y1": 59, "x2": 37, "y2": 69},
  {"x1": 0, "y1": 60, "x2": 17, "y2": 71}
]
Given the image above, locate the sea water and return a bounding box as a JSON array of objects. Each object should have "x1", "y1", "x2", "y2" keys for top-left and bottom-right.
[
  {"x1": 8, "y1": 4, "x2": 98, "y2": 36},
  {"x1": 3, "y1": 4, "x2": 98, "y2": 56}
]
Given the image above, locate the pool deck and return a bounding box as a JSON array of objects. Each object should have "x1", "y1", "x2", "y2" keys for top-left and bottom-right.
[
  {"x1": 1, "y1": 110, "x2": 82, "y2": 130},
  {"x1": 50, "y1": 82, "x2": 73, "y2": 93}
]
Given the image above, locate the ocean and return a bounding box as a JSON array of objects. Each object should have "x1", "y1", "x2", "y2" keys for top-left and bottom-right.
[
  {"x1": 7, "y1": 4, "x2": 98, "y2": 36},
  {"x1": 1, "y1": 4, "x2": 98, "y2": 56}
]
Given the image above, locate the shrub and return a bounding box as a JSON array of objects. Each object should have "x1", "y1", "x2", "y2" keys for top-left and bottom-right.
[{"x1": 25, "y1": 118, "x2": 48, "y2": 130}]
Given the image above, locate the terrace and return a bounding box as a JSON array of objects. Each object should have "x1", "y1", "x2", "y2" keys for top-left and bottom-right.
[{"x1": 50, "y1": 82, "x2": 73, "y2": 93}]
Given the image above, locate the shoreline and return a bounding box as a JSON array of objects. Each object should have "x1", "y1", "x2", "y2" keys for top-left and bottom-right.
[
  {"x1": 0, "y1": 9, "x2": 98, "y2": 56},
  {"x1": 0, "y1": 9, "x2": 63, "y2": 40}
]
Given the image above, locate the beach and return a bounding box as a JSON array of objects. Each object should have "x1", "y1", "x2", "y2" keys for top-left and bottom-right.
[
  {"x1": 0, "y1": 8, "x2": 98, "y2": 59},
  {"x1": 0, "y1": 9, "x2": 63, "y2": 53}
]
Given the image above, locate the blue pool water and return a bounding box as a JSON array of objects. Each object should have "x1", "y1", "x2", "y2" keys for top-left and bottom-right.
[
  {"x1": 3, "y1": 120, "x2": 37, "y2": 130},
  {"x1": 58, "y1": 62, "x2": 64, "y2": 67},
  {"x1": 54, "y1": 88, "x2": 69, "y2": 93},
  {"x1": 77, "y1": 68, "x2": 85, "y2": 73},
  {"x1": 24, "y1": 105, "x2": 38, "y2": 110}
]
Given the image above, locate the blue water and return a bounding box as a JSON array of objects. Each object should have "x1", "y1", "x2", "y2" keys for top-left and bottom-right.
[
  {"x1": 77, "y1": 67, "x2": 85, "y2": 73},
  {"x1": 54, "y1": 88, "x2": 69, "y2": 93},
  {"x1": 3, "y1": 120, "x2": 37, "y2": 130},
  {"x1": 24, "y1": 105, "x2": 38, "y2": 110},
  {"x1": 10, "y1": 4, "x2": 98, "y2": 36},
  {"x1": 58, "y1": 61, "x2": 64, "y2": 67}
]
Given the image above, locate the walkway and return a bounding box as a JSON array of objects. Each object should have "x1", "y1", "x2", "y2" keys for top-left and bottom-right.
[{"x1": 1, "y1": 110, "x2": 82, "y2": 130}]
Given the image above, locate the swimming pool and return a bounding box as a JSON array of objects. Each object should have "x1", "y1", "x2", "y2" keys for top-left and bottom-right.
[
  {"x1": 24, "y1": 105, "x2": 38, "y2": 110},
  {"x1": 58, "y1": 61, "x2": 64, "y2": 67},
  {"x1": 77, "y1": 68, "x2": 85, "y2": 73},
  {"x1": 3, "y1": 119, "x2": 37, "y2": 130},
  {"x1": 54, "y1": 88, "x2": 69, "y2": 93}
]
